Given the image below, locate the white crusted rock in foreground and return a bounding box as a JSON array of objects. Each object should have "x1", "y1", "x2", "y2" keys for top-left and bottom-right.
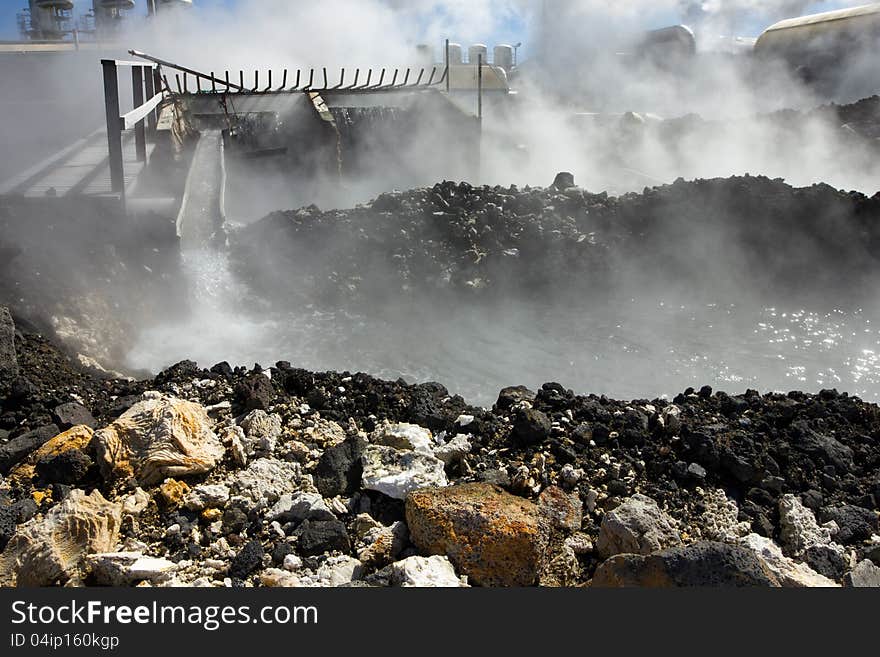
[
  {"x1": 92, "y1": 392, "x2": 225, "y2": 486},
  {"x1": 371, "y1": 422, "x2": 434, "y2": 454},
  {"x1": 391, "y1": 555, "x2": 468, "y2": 587},
  {"x1": 741, "y1": 534, "x2": 838, "y2": 587},
  {"x1": 88, "y1": 552, "x2": 177, "y2": 586},
  {"x1": 361, "y1": 445, "x2": 447, "y2": 500}
]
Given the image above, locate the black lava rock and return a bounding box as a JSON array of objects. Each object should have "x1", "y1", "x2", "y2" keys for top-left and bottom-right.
[
  {"x1": 494, "y1": 386, "x2": 537, "y2": 412},
  {"x1": 222, "y1": 507, "x2": 249, "y2": 535},
  {"x1": 0, "y1": 499, "x2": 38, "y2": 550},
  {"x1": 511, "y1": 408, "x2": 551, "y2": 446},
  {"x1": 271, "y1": 541, "x2": 296, "y2": 565},
  {"x1": 234, "y1": 374, "x2": 275, "y2": 411},
  {"x1": 35, "y1": 449, "x2": 93, "y2": 485},
  {"x1": 295, "y1": 519, "x2": 351, "y2": 557},
  {"x1": 313, "y1": 436, "x2": 367, "y2": 497},
  {"x1": 820, "y1": 504, "x2": 878, "y2": 545},
  {"x1": 230, "y1": 540, "x2": 265, "y2": 579},
  {"x1": 0, "y1": 424, "x2": 59, "y2": 473},
  {"x1": 0, "y1": 306, "x2": 17, "y2": 380},
  {"x1": 52, "y1": 402, "x2": 96, "y2": 429},
  {"x1": 803, "y1": 544, "x2": 849, "y2": 581}
]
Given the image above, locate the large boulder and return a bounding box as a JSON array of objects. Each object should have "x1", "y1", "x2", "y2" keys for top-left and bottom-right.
[
  {"x1": 597, "y1": 494, "x2": 682, "y2": 558},
  {"x1": 0, "y1": 489, "x2": 122, "y2": 586},
  {"x1": 91, "y1": 392, "x2": 224, "y2": 486},
  {"x1": 592, "y1": 542, "x2": 781, "y2": 587},
  {"x1": 0, "y1": 306, "x2": 17, "y2": 380},
  {"x1": 406, "y1": 483, "x2": 549, "y2": 587}
]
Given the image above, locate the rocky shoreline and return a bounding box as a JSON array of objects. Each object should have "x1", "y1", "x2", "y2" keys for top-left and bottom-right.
[{"x1": 0, "y1": 309, "x2": 877, "y2": 587}]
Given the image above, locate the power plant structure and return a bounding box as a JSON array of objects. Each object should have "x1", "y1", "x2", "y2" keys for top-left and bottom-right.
[{"x1": 15, "y1": 0, "x2": 192, "y2": 42}]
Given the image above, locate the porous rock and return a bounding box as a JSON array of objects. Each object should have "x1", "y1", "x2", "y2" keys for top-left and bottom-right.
[{"x1": 592, "y1": 541, "x2": 781, "y2": 587}]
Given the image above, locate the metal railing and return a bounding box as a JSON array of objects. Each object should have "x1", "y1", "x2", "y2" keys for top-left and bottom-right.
[
  {"x1": 101, "y1": 58, "x2": 164, "y2": 205},
  {"x1": 129, "y1": 49, "x2": 449, "y2": 96}
]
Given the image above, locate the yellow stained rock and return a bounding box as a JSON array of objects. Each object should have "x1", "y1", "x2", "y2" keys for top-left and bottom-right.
[
  {"x1": 201, "y1": 508, "x2": 222, "y2": 522},
  {"x1": 92, "y1": 392, "x2": 224, "y2": 486},
  {"x1": 158, "y1": 479, "x2": 190, "y2": 509},
  {"x1": 10, "y1": 425, "x2": 94, "y2": 483}
]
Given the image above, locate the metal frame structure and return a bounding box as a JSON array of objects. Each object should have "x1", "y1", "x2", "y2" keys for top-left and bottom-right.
[
  {"x1": 130, "y1": 49, "x2": 450, "y2": 97},
  {"x1": 101, "y1": 58, "x2": 164, "y2": 207}
]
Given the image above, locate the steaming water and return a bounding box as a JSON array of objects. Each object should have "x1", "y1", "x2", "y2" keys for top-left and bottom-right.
[{"x1": 126, "y1": 248, "x2": 880, "y2": 407}]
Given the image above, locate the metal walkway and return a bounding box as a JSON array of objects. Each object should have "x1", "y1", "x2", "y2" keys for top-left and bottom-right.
[{"x1": 0, "y1": 128, "x2": 155, "y2": 201}]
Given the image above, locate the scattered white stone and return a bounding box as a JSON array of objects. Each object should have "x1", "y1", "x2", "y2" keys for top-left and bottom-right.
[
  {"x1": 304, "y1": 419, "x2": 346, "y2": 447},
  {"x1": 455, "y1": 415, "x2": 475, "y2": 428},
  {"x1": 267, "y1": 491, "x2": 334, "y2": 522},
  {"x1": 221, "y1": 425, "x2": 248, "y2": 467},
  {"x1": 283, "y1": 554, "x2": 303, "y2": 572},
  {"x1": 240, "y1": 410, "x2": 283, "y2": 454},
  {"x1": 315, "y1": 556, "x2": 363, "y2": 587},
  {"x1": 564, "y1": 532, "x2": 595, "y2": 555},
  {"x1": 661, "y1": 404, "x2": 682, "y2": 435},
  {"x1": 741, "y1": 534, "x2": 838, "y2": 588},
  {"x1": 391, "y1": 556, "x2": 468, "y2": 588},
  {"x1": 371, "y1": 423, "x2": 434, "y2": 454},
  {"x1": 361, "y1": 445, "x2": 448, "y2": 500},
  {"x1": 328, "y1": 497, "x2": 349, "y2": 516},
  {"x1": 88, "y1": 552, "x2": 177, "y2": 586},
  {"x1": 121, "y1": 488, "x2": 150, "y2": 516},
  {"x1": 184, "y1": 484, "x2": 231, "y2": 512},
  {"x1": 845, "y1": 560, "x2": 880, "y2": 588},
  {"x1": 434, "y1": 434, "x2": 472, "y2": 465},
  {"x1": 352, "y1": 513, "x2": 383, "y2": 540},
  {"x1": 0, "y1": 490, "x2": 122, "y2": 586},
  {"x1": 227, "y1": 458, "x2": 308, "y2": 508},
  {"x1": 559, "y1": 464, "x2": 584, "y2": 488}
]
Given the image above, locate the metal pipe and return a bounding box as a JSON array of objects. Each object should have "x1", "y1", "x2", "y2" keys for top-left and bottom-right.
[
  {"x1": 132, "y1": 66, "x2": 146, "y2": 163},
  {"x1": 478, "y1": 54, "x2": 483, "y2": 119},
  {"x1": 445, "y1": 38, "x2": 450, "y2": 92}
]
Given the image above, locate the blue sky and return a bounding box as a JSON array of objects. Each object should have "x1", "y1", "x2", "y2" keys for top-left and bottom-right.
[{"x1": 0, "y1": 1, "x2": 862, "y2": 43}]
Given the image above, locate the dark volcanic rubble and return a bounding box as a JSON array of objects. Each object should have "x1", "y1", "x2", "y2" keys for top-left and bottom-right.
[
  {"x1": 0, "y1": 313, "x2": 877, "y2": 587},
  {"x1": 233, "y1": 175, "x2": 880, "y2": 310}
]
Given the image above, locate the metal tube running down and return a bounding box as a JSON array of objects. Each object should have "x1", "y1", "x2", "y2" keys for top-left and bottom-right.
[{"x1": 132, "y1": 66, "x2": 147, "y2": 162}]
